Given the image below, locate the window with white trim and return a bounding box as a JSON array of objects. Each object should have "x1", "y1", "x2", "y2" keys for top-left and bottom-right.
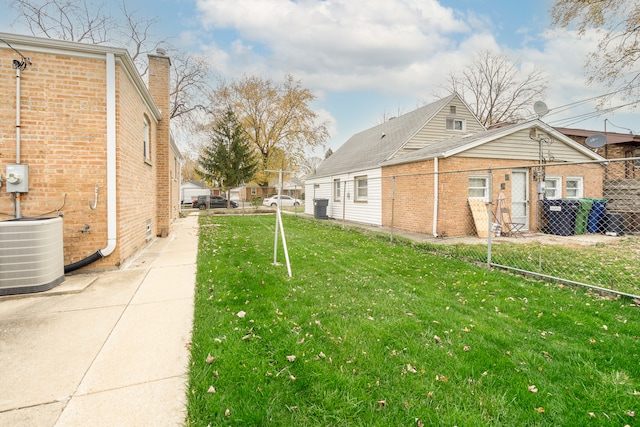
[
  {"x1": 566, "y1": 177, "x2": 583, "y2": 199},
  {"x1": 334, "y1": 179, "x2": 341, "y2": 201},
  {"x1": 143, "y1": 115, "x2": 151, "y2": 162},
  {"x1": 354, "y1": 176, "x2": 368, "y2": 202},
  {"x1": 544, "y1": 177, "x2": 561, "y2": 199},
  {"x1": 468, "y1": 175, "x2": 489, "y2": 200},
  {"x1": 251, "y1": 188, "x2": 257, "y2": 195},
  {"x1": 446, "y1": 117, "x2": 466, "y2": 131}
]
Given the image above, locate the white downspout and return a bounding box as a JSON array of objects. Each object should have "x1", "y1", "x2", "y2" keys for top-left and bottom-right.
[
  {"x1": 99, "y1": 52, "x2": 117, "y2": 257},
  {"x1": 432, "y1": 157, "x2": 439, "y2": 237},
  {"x1": 15, "y1": 64, "x2": 22, "y2": 218}
]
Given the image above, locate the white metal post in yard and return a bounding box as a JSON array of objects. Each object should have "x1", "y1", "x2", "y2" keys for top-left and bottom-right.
[{"x1": 266, "y1": 169, "x2": 292, "y2": 277}]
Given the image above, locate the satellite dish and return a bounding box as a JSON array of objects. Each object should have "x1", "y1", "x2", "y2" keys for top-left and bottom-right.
[
  {"x1": 533, "y1": 101, "x2": 549, "y2": 118},
  {"x1": 585, "y1": 134, "x2": 607, "y2": 149}
]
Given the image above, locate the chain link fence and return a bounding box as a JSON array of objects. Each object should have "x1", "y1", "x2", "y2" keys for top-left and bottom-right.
[{"x1": 312, "y1": 158, "x2": 640, "y2": 298}]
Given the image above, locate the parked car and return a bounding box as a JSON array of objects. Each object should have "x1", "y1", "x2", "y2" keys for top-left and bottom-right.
[
  {"x1": 262, "y1": 195, "x2": 302, "y2": 207},
  {"x1": 192, "y1": 195, "x2": 238, "y2": 210}
]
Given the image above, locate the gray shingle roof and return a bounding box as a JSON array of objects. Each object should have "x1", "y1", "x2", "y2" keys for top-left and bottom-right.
[{"x1": 314, "y1": 94, "x2": 456, "y2": 177}]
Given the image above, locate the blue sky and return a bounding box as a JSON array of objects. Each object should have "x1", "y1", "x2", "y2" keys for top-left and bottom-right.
[{"x1": 2, "y1": 0, "x2": 638, "y2": 156}]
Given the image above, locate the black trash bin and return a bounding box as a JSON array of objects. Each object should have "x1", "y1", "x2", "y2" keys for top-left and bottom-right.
[
  {"x1": 313, "y1": 198, "x2": 329, "y2": 219},
  {"x1": 602, "y1": 212, "x2": 624, "y2": 236},
  {"x1": 542, "y1": 199, "x2": 580, "y2": 236}
]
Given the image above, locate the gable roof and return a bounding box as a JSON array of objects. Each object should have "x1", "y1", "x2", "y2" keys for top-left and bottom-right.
[
  {"x1": 314, "y1": 94, "x2": 464, "y2": 177},
  {"x1": 381, "y1": 120, "x2": 606, "y2": 167}
]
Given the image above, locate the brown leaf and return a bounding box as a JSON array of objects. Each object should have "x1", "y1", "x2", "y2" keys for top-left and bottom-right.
[
  {"x1": 206, "y1": 354, "x2": 215, "y2": 364},
  {"x1": 224, "y1": 408, "x2": 230, "y2": 417},
  {"x1": 434, "y1": 335, "x2": 442, "y2": 344},
  {"x1": 416, "y1": 418, "x2": 425, "y2": 427},
  {"x1": 377, "y1": 400, "x2": 387, "y2": 408},
  {"x1": 463, "y1": 346, "x2": 471, "y2": 351},
  {"x1": 588, "y1": 412, "x2": 596, "y2": 418},
  {"x1": 535, "y1": 407, "x2": 545, "y2": 413},
  {"x1": 207, "y1": 386, "x2": 216, "y2": 394},
  {"x1": 627, "y1": 410, "x2": 635, "y2": 417},
  {"x1": 528, "y1": 385, "x2": 538, "y2": 393},
  {"x1": 286, "y1": 355, "x2": 296, "y2": 362},
  {"x1": 407, "y1": 364, "x2": 417, "y2": 374}
]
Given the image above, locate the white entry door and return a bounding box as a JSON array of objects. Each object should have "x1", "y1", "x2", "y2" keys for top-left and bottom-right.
[{"x1": 511, "y1": 170, "x2": 529, "y2": 230}]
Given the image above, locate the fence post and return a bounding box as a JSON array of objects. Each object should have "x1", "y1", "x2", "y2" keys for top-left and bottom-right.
[{"x1": 487, "y1": 169, "x2": 493, "y2": 269}]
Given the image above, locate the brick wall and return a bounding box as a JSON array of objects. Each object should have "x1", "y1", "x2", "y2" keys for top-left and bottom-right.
[
  {"x1": 148, "y1": 52, "x2": 172, "y2": 237},
  {"x1": 1, "y1": 39, "x2": 171, "y2": 270},
  {"x1": 382, "y1": 158, "x2": 604, "y2": 237}
]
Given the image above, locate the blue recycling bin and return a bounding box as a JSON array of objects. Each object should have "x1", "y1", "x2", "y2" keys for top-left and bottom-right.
[{"x1": 586, "y1": 198, "x2": 607, "y2": 233}]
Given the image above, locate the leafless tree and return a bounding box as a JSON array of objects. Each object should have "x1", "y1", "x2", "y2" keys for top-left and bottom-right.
[
  {"x1": 551, "y1": 0, "x2": 640, "y2": 103},
  {"x1": 442, "y1": 50, "x2": 548, "y2": 126}
]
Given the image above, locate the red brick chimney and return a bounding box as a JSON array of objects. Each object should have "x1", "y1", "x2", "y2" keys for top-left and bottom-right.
[{"x1": 148, "y1": 49, "x2": 171, "y2": 238}]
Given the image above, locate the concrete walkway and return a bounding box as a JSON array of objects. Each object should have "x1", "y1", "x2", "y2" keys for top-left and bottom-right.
[{"x1": 0, "y1": 213, "x2": 199, "y2": 426}]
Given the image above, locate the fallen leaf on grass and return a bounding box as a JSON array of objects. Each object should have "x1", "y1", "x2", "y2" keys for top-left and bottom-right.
[
  {"x1": 463, "y1": 346, "x2": 471, "y2": 351},
  {"x1": 589, "y1": 338, "x2": 597, "y2": 344},
  {"x1": 435, "y1": 375, "x2": 448, "y2": 382},
  {"x1": 434, "y1": 335, "x2": 442, "y2": 344},
  {"x1": 416, "y1": 418, "x2": 424, "y2": 427},
  {"x1": 535, "y1": 407, "x2": 545, "y2": 413},
  {"x1": 407, "y1": 364, "x2": 417, "y2": 374},
  {"x1": 376, "y1": 400, "x2": 387, "y2": 408},
  {"x1": 286, "y1": 355, "x2": 296, "y2": 362},
  {"x1": 627, "y1": 410, "x2": 635, "y2": 417},
  {"x1": 588, "y1": 412, "x2": 596, "y2": 418},
  {"x1": 289, "y1": 375, "x2": 297, "y2": 381},
  {"x1": 207, "y1": 386, "x2": 216, "y2": 394},
  {"x1": 206, "y1": 354, "x2": 216, "y2": 364},
  {"x1": 528, "y1": 385, "x2": 538, "y2": 393},
  {"x1": 237, "y1": 311, "x2": 246, "y2": 318},
  {"x1": 224, "y1": 408, "x2": 230, "y2": 417}
]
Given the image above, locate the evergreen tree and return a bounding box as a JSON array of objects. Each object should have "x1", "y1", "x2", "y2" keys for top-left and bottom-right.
[{"x1": 198, "y1": 108, "x2": 259, "y2": 206}]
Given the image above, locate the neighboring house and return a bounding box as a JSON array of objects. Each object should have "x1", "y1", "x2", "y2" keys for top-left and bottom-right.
[
  {"x1": 556, "y1": 127, "x2": 640, "y2": 179},
  {"x1": 181, "y1": 181, "x2": 210, "y2": 205},
  {"x1": 305, "y1": 94, "x2": 606, "y2": 237},
  {"x1": 0, "y1": 32, "x2": 180, "y2": 273},
  {"x1": 305, "y1": 94, "x2": 485, "y2": 224},
  {"x1": 556, "y1": 127, "x2": 640, "y2": 232}
]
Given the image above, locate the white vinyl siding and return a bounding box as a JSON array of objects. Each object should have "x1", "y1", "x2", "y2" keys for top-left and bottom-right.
[
  {"x1": 399, "y1": 100, "x2": 485, "y2": 154},
  {"x1": 305, "y1": 169, "x2": 382, "y2": 226},
  {"x1": 458, "y1": 129, "x2": 597, "y2": 162}
]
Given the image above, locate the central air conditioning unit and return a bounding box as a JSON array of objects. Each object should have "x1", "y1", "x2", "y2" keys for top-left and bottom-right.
[{"x1": 0, "y1": 217, "x2": 65, "y2": 296}]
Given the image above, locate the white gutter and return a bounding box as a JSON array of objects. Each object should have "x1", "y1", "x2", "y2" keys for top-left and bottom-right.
[
  {"x1": 99, "y1": 52, "x2": 117, "y2": 257},
  {"x1": 432, "y1": 157, "x2": 439, "y2": 237}
]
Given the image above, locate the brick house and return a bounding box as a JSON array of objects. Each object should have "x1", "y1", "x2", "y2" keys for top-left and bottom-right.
[
  {"x1": 305, "y1": 94, "x2": 605, "y2": 237},
  {"x1": 0, "y1": 32, "x2": 181, "y2": 276},
  {"x1": 556, "y1": 127, "x2": 640, "y2": 179}
]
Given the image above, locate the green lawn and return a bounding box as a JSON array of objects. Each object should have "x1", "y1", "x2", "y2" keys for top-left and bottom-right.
[{"x1": 186, "y1": 214, "x2": 639, "y2": 426}]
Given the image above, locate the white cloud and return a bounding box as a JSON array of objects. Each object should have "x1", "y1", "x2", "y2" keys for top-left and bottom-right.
[{"x1": 195, "y1": 0, "x2": 467, "y2": 86}]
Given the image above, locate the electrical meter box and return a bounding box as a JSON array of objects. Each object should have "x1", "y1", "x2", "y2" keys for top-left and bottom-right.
[{"x1": 6, "y1": 164, "x2": 29, "y2": 193}]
